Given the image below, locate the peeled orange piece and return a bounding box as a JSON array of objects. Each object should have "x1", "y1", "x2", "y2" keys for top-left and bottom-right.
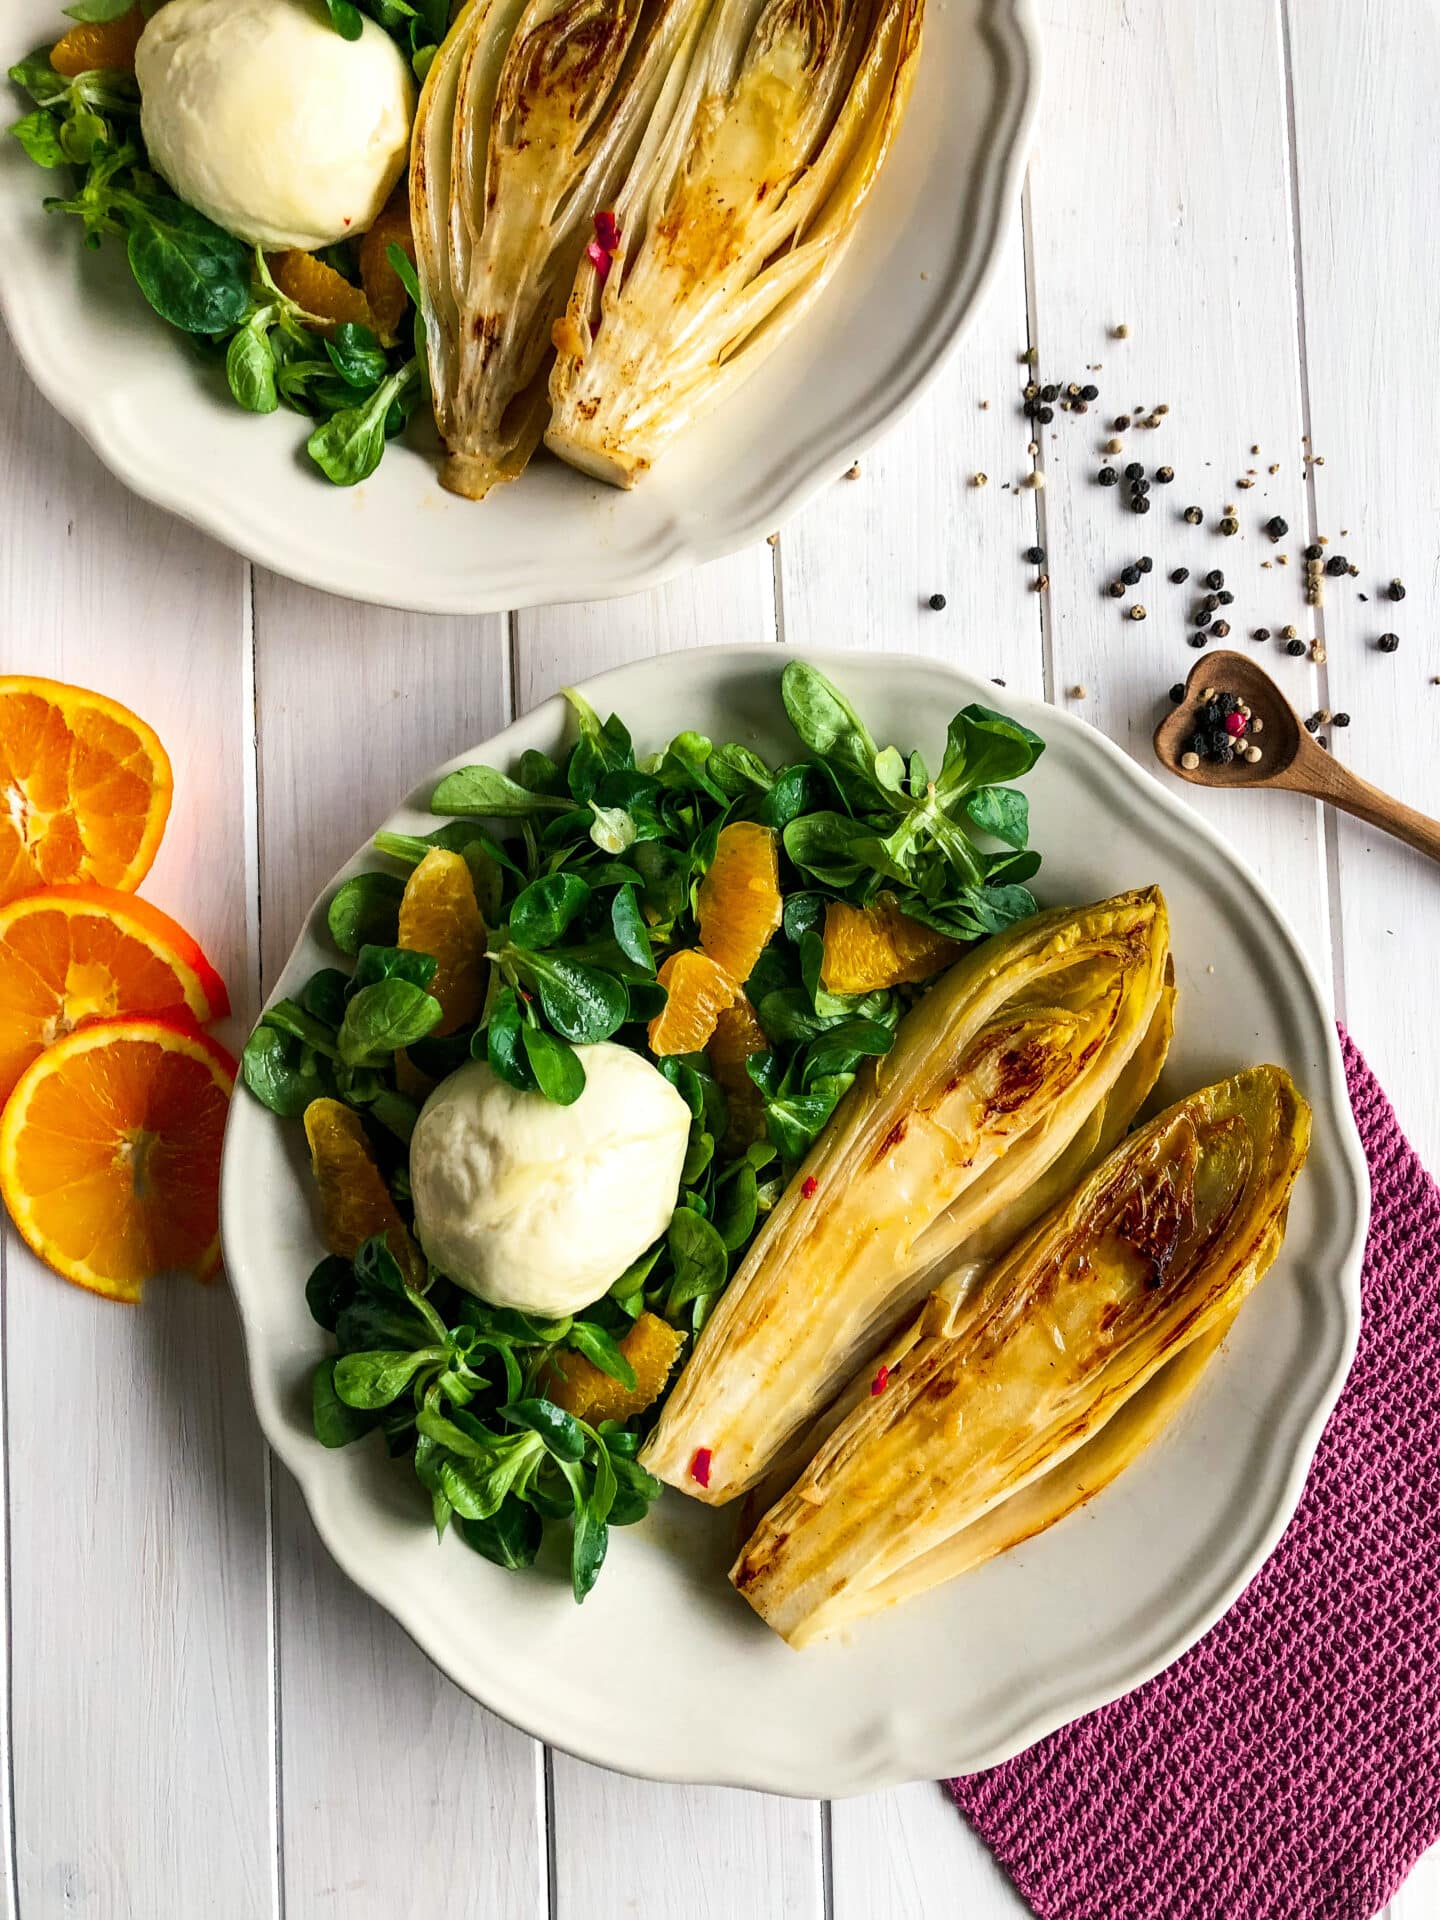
[
  {"x1": 0, "y1": 1014, "x2": 235, "y2": 1302},
  {"x1": 303, "y1": 1097, "x2": 423, "y2": 1287},
  {"x1": 267, "y1": 251, "x2": 373, "y2": 334},
  {"x1": 0, "y1": 883, "x2": 229, "y2": 1108},
  {"x1": 50, "y1": 5, "x2": 144, "y2": 77},
  {"x1": 649, "y1": 949, "x2": 739, "y2": 1057},
  {"x1": 0, "y1": 676, "x2": 172, "y2": 906},
  {"x1": 359, "y1": 190, "x2": 416, "y2": 343},
  {"x1": 546, "y1": 1312, "x2": 684, "y2": 1424},
  {"x1": 708, "y1": 995, "x2": 768, "y2": 1147},
  {"x1": 697, "y1": 822, "x2": 782, "y2": 986},
  {"x1": 397, "y1": 848, "x2": 487, "y2": 1037},
  {"x1": 821, "y1": 897, "x2": 963, "y2": 994}
]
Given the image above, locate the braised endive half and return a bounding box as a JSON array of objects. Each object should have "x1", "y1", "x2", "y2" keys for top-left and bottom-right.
[
  {"x1": 642, "y1": 888, "x2": 1172, "y2": 1503},
  {"x1": 733, "y1": 1065, "x2": 1311, "y2": 1645},
  {"x1": 545, "y1": 0, "x2": 925, "y2": 486},
  {"x1": 411, "y1": 0, "x2": 707, "y2": 499}
]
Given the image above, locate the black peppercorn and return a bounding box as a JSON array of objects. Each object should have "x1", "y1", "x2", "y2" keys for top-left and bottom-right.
[
  {"x1": 1285, "y1": 638, "x2": 1306, "y2": 656},
  {"x1": 1108, "y1": 581, "x2": 1126, "y2": 598},
  {"x1": 928, "y1": 592, "x2": 947, "y2": 611},
  {"x1": 1080, "y1": 383, "x2": 1099, "y2": 401},
  {"x1": 1038, "y1": 406, "x2": 1054, "y2": 423},
  {"x1": 1304, "y1": 713, "x2": 1321, "y2": 733},
  {"x1": 1377, "y1": 632, "x2": 1400, "y2": 653},
  {"x1": 1098, "y1": 467, "x2": 1119, "y2": 486},
  {"x1": 1188, "y1": 633, "x2": 1208, "y2": 648},
  {"x1": 1124, "y1": 462, "x2": 1144, "y2": 481},
  {"x1": 1114, "y1": 414, "x2": 1131, "y2": 430},
  {"x1": 1220, "y1": 516, "x2": 1239, "y2": 536},
  {"x1": 1184, "y1": 506, "x2": 1203, "y2": 525},
  {"x1": 1131, "y1": 477, "x2": 1152, "y2": 495},
  {"x1": 1040, "y1": 384, "x2": 1058, "y2": 402},
  {"x1": 1388, "y1": 579, "x2": 1406, "y2": 601},
  {"x1": 1218, "y1": 590, "x2": 1235, "y2": 605},
  {"x1": 1132, "y1": 495, "x2": 1152, "y2": 515},
  {"x1": 1304, "y1": 543, "x2": 1323, "y2": 561},
  {"x1": 1325, "y1": 554, "x2": 1348, "y2": 577},
  {"x1": 1214, "y1": 745, "x2": 1235, "y2": 765},
  {"x1": 1155, "y1": 466, "x2": 1174, "y2": 484},
  {"x1": 1204, "y1": 569, "x2": 1225, "y2": 590},
  {"x1": 1266, "y1": 516, "x2": 1289, "y2": 540},
  {"x1": 1253, "y1": 628, "x2": 1271, "y2": 642},
  {"x1": 1121, "y1": 563, "x2": 1142, "y2": 585},
  {"x1": 1195, "y1": 608, "x2": 1212, "y2": 627},
  {"x1": 1212, "y1": 620, "x2": 1231, "y2": 638},
  {"x1": 1023, "y1": 399, "x2": 1038, "y2": 418},
  {"x1": 1139, "y1": 556, "x2": 1154, "y2": 573},
  {"x1": 1332, "y1": 711, "x2": 1351, "y2": 727},
  {"x1": 1170, "y1": 566, "x2": 1190, "y2": 584},
  {"x1": 1201, "y1": 593, "x2": 1221, "y2": 612},
  {"x1": 1025, "y1": 545, "x2": 1046, "y2": 565},
  {"x1": 1169, "y1": 683, "x2": 1186, "y2": 703}
]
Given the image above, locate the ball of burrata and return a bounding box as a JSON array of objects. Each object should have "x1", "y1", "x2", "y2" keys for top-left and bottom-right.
[
  {"x1": 136, "y1": 0, "x2": 415, "y2": 251},
  {"x1": 409, "y1": 1046, "x2": 692, "y2": 1319}
]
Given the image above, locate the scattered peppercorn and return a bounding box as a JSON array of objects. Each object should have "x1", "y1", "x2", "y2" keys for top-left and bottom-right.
[
  {"x1": 1204, "y1": 569, "x2": 1225, "y2": 590},
  {"x1": 1304, "y1": 713, "x2": 1321, "y2": 733},
  {"x1": 1388, "y1": 579, "x2": 1406, "y2": 602},
  {"x1": 1040, "y1": 384, "x2": 1058, "y2": 402},
  {"x1": 1219, "y1": 516, "x2": 1239, "y2": 536},
  {"x1": 1202, "y1": 593, "x2": 1221, "y2": 612},
  {"x1": 1195, "y1": 608, "x2": 1212, "y2": 627},
  {"x1": 1108, "y1": 581, "x2": 1126, "y2": 598},
  {"x1": 1131, "y1": 477, "x2": 1151, "y2": 494},
  {"x1": 1285, "y1": 638, "x2": 1306, "y2": 656},
  {"x1": 1184, "y1": 506, "x2": 1203, "y2": 525},
  {"x1": 1266, "y1": 516, "x2": 1289, "y2": 540},
  {"x1": 1325, "y1": 554, "x2": 1348, "y2": 577},
  {"x1": 1023, "y1": 382, "x2": 1039, "y2": 400},
  {"x1": 1098, "y1": 467, "x2": 1119, "y2": 486},
  {"x1": 1129, "y1": 604, "x2": 1147, "y2": 621},
  {"x1": 1169, "y1": 683, "x2": 1186, "y2": 703},
  {"x1": 1132, "y1": 496, "x2": 1152, "y2": 515},
  {"x1": 1124, "y1": 462, "x2": 1144, "y2": 481},
  {"x1": 1025, "y1": 545, "x2": 1046, "y2": 565},
  {"x1": 1253, "y1": 628, "x2": 1271, "y2": 643},
  {"x1": 1304, "y1": 543, "x2": 1323, "y2": 561},
  {"x1": 1170, "y1": 567, "x2": 1190, "y2": 585},
  {"x1": 1114, "y1": 414, "x2": 1132, "y2": 430},
  {"x1": 928, "y1": 592, "x2": 948, "y2": 611},
  {"x1": 1281, "y1": 624, "x2": 1298, "y2": 639},
  {"x1": 1121, "y1": 563, "x2": 1142, "y2": 585},
  {"x1": 1080, "y1": 383, "x2": 1099, "y2": 402},
  {"x1": 1139, "y1": 555, "x2": 1153, "y2": 574},
  {"x1": 1218, "y1": 590, "x2": 1235, "y2": 605},
  {"x1": 1181, "y1": 751, "x2": 1200, "y2": 770},
  {"x1": 1332, "y1": 712, "x2": 1351, "y2": 727},
  {"x1": 1188, "y1": 633, "x2": 1208, "y2": 648},
  {"x1": 1212, "y1": 620, "x2": 1231, "y2": 637},
  {"x1": 1156, "y1": 465, "x2": 1175, "y2": 484},
  {"x1": 1038, "y1": 406, "x2": 1054, "y2": 423},
  {"x1": 1377, "y1": 632, "x2": 1400, "y2": 653}
]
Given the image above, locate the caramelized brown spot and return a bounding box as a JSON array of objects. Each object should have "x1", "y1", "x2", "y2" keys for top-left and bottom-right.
[{"x1": 875, "y1": 1118, "x2": 908, "y2": 1159}]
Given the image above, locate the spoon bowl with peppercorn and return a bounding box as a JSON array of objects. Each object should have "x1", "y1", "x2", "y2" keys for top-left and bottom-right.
[{"x1": 1155, "y1": 650, "x2": 1440, "y2": 861}]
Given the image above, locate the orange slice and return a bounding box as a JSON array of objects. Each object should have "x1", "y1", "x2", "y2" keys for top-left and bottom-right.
[
  {"x1": 820, "y1": 897, "x2": 963, "y2": 994},
  {"x1": 397, "y1": 848, "x2": 487, "y2": 1037},
  {"x1": 303, "y1": 1097, "x2": 424, "y2": 1287},
  {"x1": 50, "y1": 5, "x2": 144, "y2": 77},
  {"x1": 545, "y1": 1313, "x2": 684, "y2": 1424},
  {"x1": 648, "y1": 949, "x2": 739, "y2": 1057},
  {"x1": 697, "y1": 822, "x2": 782, "y2": 985},
  {"x1": 0, "y1": 883, "x2": 229, "y2": 1108},
  {"x1": 0, "y1": 676, "x2": 172, "y2": 905},
  {"x1": 267, "y1": 251, "x2": 373, "y2": 334},
  {"x1": 0, "y1": 1013, "x2": 235, "y2": 1302},
  {"x1": 708, "y1": 995, "x2": 768, "y2": 1147},
  {"x1": 359, "y1": 189, "x2": 416, "y2": 342}
]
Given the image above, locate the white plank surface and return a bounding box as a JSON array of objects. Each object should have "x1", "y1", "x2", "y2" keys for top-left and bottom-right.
[{"x1": 3, "y1": 0, "x2": 1439, "y2": 1912}]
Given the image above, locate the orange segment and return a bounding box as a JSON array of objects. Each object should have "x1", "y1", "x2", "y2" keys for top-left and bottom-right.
[
  {"x1": 397, "y1": 848, "x2": 487, "y2": 1037},
  {"x1": 359, "y1": 189, "x2": 415, "y2": 343},
  {"x1": 708, "y1": 995, "x2": 768, "y2": 1147},
  {"x1": 0, "y1": 676, "x2": 172, "y2": 905},
  {"x1": 820, "y1": 897, "x2": 964, "y2": 994},
  {"x1": 696, "y1": 822, "x2": 782, "y2": 985},
  {"x1": 267, "y1": 251, "x2": 373, "y2": 335},
  {"x1": 545, "y1": 1313, "x2": 684, "y2": 1424},
  {"x1": 303, "y1": 1097, "x2": 423, "y2": 1287},
  {"x1": 0, "y1": 883, "x2": 229, "y2": 1108},
  {"x1": 0, "y1": 1013, "x2": 235, "y2": 1302},
  {"x1": 648, "y1": 949, "x2": 739, "y2": 1057},
  {"x1": 50, "y1": 5, "x2": 144, "y2": 77}
]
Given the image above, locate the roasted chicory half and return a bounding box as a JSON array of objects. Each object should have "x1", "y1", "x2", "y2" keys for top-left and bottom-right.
[
  {"x1": 641, "y1": 888, "x2": 1172, "y2": 1503},
  {"x1": 545, "y1": 0, "x2": 925, "y2": 486},
  {"x1": 732, "y1": 1065, "x2": 1310, "y2": 1645},
  {"x1": 411, "y1": 0, "x2": 706, "y2": 498}
]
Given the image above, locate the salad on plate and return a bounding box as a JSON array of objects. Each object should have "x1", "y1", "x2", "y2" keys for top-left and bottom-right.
[{"x1": 240, "y1": 661, "x2": 1311, "y2": 1636}]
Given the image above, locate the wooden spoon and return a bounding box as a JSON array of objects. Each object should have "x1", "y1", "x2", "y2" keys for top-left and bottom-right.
[{"x1": 1153, "y1": 650, "x2": 1440, "y2": 862}]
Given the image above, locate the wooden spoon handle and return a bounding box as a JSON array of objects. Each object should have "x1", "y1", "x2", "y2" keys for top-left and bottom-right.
[{"x1": 1305, "y1": 755, "x2": 1440, "y2": 862}]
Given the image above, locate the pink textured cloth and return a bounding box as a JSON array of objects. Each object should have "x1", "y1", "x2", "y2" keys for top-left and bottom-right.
[{"x1": 950, "y1": 1033, "x2": 1440, "y2": 1920}]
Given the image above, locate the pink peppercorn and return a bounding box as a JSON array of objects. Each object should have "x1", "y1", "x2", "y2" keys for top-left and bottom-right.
[{"x1": 1224, "y1": 711, "x2": 1246, "y2": 736}]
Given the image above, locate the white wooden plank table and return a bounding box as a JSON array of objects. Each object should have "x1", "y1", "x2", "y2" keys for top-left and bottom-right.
[{"x1": 3, "y1": 1, "x2": 1437, "y2": 1914}]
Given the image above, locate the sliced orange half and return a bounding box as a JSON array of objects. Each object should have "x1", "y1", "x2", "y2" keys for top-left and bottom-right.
[
  {"x1": 648, "y1": 948, "x2": 739, "y2": 1056},
  {"x1": 697, "y1": 821, "x2": 782, "y2": 986},
  {"x1": 397, "y1": 848, "x2": 487, "y2": 1036},
  {"x1": 0, "y1": 676, "x2": 172, "y2": 905},
  {"x1": 0, "y1": 883, "x2": 229, "y2": 1108},
  {"x1": 0, "y1": 1014, "x2": 236, "y2": 1302},
  {"x1": 50, "y1": 5, "x2": 145, "y2": 77}
]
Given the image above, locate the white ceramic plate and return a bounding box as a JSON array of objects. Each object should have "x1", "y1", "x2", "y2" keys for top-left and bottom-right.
[
  {"x1": 0, "y1": 1, "x2": 1039, "y2": 615},
  {"x1": 220, "y1": 646, "x2": 1367, "y2": 1795}
]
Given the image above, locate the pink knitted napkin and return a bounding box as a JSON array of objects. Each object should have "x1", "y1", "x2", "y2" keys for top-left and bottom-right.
[{"x1": 950, "y1": 1033, "x2": 1440, "y2": 1920}]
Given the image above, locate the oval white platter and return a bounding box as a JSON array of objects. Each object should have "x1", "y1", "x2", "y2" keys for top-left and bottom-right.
[
  {"x1": 0, "y1": 0, "x2": 1040, "y2": 614},
  {"x1": 220, "y1": 646, "x2": 1367, "y2": 1796}
]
